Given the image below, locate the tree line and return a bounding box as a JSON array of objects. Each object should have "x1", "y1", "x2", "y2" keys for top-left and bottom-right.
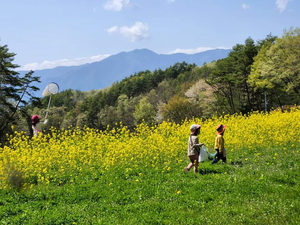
[{"x1": 1, "y1": 27, "x2": 299, "y2": 143}]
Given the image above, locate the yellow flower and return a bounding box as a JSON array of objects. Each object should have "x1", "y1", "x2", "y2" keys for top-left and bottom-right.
[{"x1": 0, "y1": 108, "x2": 299, "y2": 189}]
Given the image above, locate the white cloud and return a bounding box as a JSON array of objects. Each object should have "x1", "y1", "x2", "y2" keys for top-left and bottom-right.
[
  {"x1": 107, "y1": 22, "x2": 149, "y2": 42},
  {"x1": 242, "y1": 4, "x2": 250, "y2": 10},
  {"x1": 107, "y1": 26, "x2": 118, "y2": 34},
  {"x1": 103, "y1": 0, "x2": 130, "y2": 11},
  {"x1": 168, "y1": 47, "x2": 232, "y2": 54},
  {"x1": 167, "y1": 0, "x2": 175, "y2": 3},
  {"x1": 275, "y1": 0, "x2": 292, "y2": 12},
  {"x1": 20, "y1": 54, "x2": 111, "y2": 71}
]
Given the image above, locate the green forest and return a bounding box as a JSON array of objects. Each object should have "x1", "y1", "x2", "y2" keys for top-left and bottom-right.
[{"x1": 1, "y1": 27, "x2": 299, "y2": 143}]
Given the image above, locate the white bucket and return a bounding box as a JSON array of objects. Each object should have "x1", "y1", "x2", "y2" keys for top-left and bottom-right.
[{"x1": 199, "y1": 145, "x2": 207, "y2": 162}]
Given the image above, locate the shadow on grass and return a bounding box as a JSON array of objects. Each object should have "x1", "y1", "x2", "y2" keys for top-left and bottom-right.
[
  {"x1": 198, "y1": 167, "x2": 221, "y2": 175},
  {"x1": 198, "y1": 160, "x2": 240, "y2": 175},
  {"x1": 230, "y1": 160, "x2": 244, "y2": 166}
]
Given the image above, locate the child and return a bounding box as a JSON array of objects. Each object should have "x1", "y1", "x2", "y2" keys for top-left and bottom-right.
[
  {"x1": 185, "y1": 124, "x2": 204, "y2": 173},
  {"x1": 212, "y1": 124, "x2": 227, "y2": 164},
  {"x1": 31, "y1": 114, "x2": 48, "y2": 138}
]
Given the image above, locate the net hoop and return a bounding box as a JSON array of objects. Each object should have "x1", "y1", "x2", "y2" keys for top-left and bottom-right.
[{"x1": 42, "y1": 82, "x2": 59, "y2": 97}]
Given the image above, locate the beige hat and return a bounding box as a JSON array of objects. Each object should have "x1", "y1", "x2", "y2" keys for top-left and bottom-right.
[{"x1": 190, "y1": 124, "x2": 201, "y2": 134}]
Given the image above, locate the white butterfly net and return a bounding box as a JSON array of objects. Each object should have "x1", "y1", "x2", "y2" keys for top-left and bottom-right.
[{"x1": 42, "y1": 82, "x2": 59, "y2": 97}]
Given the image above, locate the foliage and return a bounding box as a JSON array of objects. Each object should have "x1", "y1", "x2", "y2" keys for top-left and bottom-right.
[
  {"x1": 133, "y1": 96, "x2": 156, "y2": 126},
  {"x1": 207, "y1": 38, "x2": 260, "y2": 114},
  {"x1": 159, "y1": 94, "x2": 192, "y2": 123},
  {"x1": 0, "y1": 109, "x2": 299, "y2": 224},
  {"x1": 185, "y1": 79, "x2": 217, "y2": 118},
  {"x1": 249, "y1": 28, "x2": 300, "y2": 104},
  {"x1": 0, "y1": 44, "x2": 40, "y2": 143},
  {"x1": 98, "y1": 105, "x2": 118, "y2": 129}
]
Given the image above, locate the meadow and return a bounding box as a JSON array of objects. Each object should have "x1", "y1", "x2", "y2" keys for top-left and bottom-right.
[{"x1": 0, "y1": 109, "x2": 299, "y2": 224}]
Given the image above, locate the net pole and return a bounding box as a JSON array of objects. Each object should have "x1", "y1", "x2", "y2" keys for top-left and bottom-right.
[{"x1": 45, "y1": 95, "x2": 52, "y2": 118}]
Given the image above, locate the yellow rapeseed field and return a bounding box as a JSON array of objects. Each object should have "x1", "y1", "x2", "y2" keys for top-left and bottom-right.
[{"x1": 0, "y1": 109, "x2": 299, "y2": 189}]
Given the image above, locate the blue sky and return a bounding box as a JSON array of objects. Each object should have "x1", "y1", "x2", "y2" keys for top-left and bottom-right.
[{"x1": 1, "y1": 0, "x2": 299, "y2": 71}]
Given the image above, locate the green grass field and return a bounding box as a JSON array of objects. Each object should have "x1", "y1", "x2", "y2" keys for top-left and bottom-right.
[{"x1": 1, "y1": 145, "x2": 299, "y2": 224}]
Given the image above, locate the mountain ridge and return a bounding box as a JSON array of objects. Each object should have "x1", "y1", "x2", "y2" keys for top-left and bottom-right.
[{"x1": 19, "y1": 48, "x2": 231, "y2": 96}]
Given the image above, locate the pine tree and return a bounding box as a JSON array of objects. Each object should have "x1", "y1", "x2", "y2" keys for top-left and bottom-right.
[{"x1": 0, "y1": 44, "x2": 40, "y2": 142}]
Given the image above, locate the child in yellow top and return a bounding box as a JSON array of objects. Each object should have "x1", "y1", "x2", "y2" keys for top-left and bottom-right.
[{"x1": 212, "y1": 124, "x2": 227, "y2": 164}]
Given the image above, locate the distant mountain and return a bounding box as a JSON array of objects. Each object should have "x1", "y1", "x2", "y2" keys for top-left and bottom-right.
[{"x1": 19, "y1": 48, "x2": 231, "y2": 96}]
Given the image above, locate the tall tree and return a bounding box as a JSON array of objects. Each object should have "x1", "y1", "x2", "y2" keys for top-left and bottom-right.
[
  {"x1": 0, "y1": 44, "x2": 40, "y2": 141},
  {"x1": 185, "y1": 79, "x2": 216, "y2": 118},
  {"x1": 116, "y1": 94, "x2": 139, "y2": 128},
  {"x1": 159, "y1": 94, "x2": 192, "y2": 123},
  {"x1": 133, "y1": 96, "x2": 156, "y2": 126},
  {"x1": 249, "y1": 28, "x2": 300, "y2": 108},
  {"x1": 208, "y1": 37, "x2": 260, "y2": 114},
  {"x1": 207, "y1": 55, "x2": 238, "y2": 114}
]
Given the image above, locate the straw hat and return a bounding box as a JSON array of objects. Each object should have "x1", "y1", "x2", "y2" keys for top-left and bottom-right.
[
  {"x1": 190, "y1": 124, "x2": 201, "y2": 134},
  {"x1": 216, "y1": 124, "x2": 226, "y2": 135}
]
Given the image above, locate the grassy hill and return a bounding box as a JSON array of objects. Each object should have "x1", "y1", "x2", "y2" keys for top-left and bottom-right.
[{"x1": 1, "y1": 109, "x2": 299, "y2": 224}]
